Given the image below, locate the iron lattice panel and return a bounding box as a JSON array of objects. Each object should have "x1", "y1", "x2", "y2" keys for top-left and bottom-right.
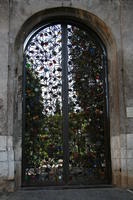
[{"x1": 23, "y1": 22, "x2": 110, "y2": 186}]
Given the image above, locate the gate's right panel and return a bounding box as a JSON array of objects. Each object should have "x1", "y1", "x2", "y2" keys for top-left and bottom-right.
[{"x1": 67, "y1": 24, "x2": 110, "y2": 185}]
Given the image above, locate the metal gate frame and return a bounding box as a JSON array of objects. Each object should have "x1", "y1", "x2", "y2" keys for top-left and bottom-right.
[{"x1": 22, "y1": 19, "x2": 111, "y2": 187}]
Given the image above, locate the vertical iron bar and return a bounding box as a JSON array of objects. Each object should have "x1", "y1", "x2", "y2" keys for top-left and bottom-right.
[
  {"x1": 22, "y1": 53, "x2": 26, "y2": 186},
  {"x1": 61, "y1": 24, "x2": 69, "y2": 184},
  {"x1": 102, "y1": 52, "x2": 111, "y2": 184}
]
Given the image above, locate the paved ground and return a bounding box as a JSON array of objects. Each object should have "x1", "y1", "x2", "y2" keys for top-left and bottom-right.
[{"x1": 0, "y1": 188, "x2": 133, "y2": 200}]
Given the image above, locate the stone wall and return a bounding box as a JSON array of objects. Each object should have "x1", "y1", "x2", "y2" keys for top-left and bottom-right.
[
  {"x1": 0, "y1": 0, "x2": 133, "y2": 191},
  {"x1": 0, "y1": 0, "x2": 14, "y2": 191},
  {"x1": 122, "y1": 1, "x2": 133, "y2": 187}
]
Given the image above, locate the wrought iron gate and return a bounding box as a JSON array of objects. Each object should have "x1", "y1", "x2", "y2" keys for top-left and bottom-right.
[{"x1": 22, "y1": 21, "x2": 111, "y2": 186}]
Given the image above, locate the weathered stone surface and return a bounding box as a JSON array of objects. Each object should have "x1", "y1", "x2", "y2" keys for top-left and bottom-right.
[
  {"x1": 122, "y1": 1, "x2": 133, "y2": 102},
  {"x1": 128, "y1": 170, "x2": 133, "y2": 187},
  {"x1": 120, "y1": 148, "x2": 127, "y2": 159},
  {"x1": 126, "y1": 118, "x2": 133, "y2": 134},
  {"x1": 8, "y1": 161, "x2": 14, "y2": 180},
  {"x1": 0, "y1": 0, "x2": 8, "y2": 136},
  {"x1": 112, "y1": 158, "x2": 120, "y2": 171},
  {"x1": 112, "y1": 148, "x2": 120, "y2": 159},
  {"x1": 0, "y1": 162, "x2": 8, "y2": 177},
  {"x1": 112, "y1": 172, "x2": 121, "y2": 186},
  {"x1": 0, "y1": 151, "x2": 8, "y2": 162},
  {"x1": 8, "y1": 150, "x2": 14, "y2": 161},
  {"x1": 7, "y1": 136, "x2": 13, "y2": 147},
  {"x1": 14, "y1": 147, "x2": 21, "y2": 161},
  {"x1": 127, "y1": 134, "x2": 133, "y2": 150},
  {"x1": 120, "y1": 134, "x2": 127, "y2": 148},
  {"x1": 0, "y1": 136, "x2": 6, "y2": 151},
  {"x1": 111, "y1": 136, "x2": 121, "y2": 170},
  {"x1": 127, "y1": 159, "x2": 133, "y2": 171},
  {"x1": 121, "y1": 158, "x2": 127, "y2": 172},
  {"x1": 127, "y1": 150, "x2": 133, "y2": 159},
  {"x1": 14, "y1": 161, "x2": 21, "y2": 188}
]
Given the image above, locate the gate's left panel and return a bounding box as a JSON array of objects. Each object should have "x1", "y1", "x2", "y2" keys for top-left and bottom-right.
[{"x1": 22, "y1": 24, "x2": 63, "y2": 186}]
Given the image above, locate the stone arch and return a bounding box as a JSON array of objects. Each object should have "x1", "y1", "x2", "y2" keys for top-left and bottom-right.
[{"x1": 12, "y1": 7, "x2": 120, "y2": 188}]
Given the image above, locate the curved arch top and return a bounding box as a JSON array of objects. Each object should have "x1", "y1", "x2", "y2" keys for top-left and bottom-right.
[
  {"x1": 24, "y1": 19, "x2": 106, "y2": 55},
  {"x1": 15, "y1": 7, "x2": 116, "y2": 52}
]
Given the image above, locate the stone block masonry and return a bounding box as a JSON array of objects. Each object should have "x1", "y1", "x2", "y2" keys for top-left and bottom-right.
[{"x1": 0, "y1": 135, "x2": 14, "y2": 191}]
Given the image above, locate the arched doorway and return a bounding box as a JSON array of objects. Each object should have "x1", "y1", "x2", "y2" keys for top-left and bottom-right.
[{"x1": 22, "y1": 20, "x2": 111, "y2": 187}]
